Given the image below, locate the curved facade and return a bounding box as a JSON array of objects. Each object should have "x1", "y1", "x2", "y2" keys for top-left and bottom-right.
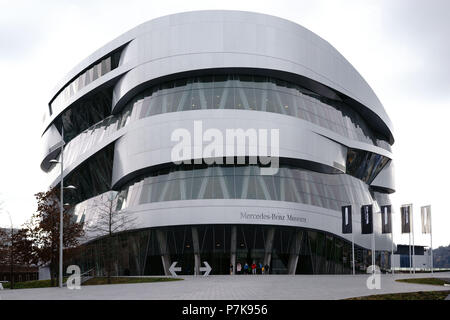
[{"x1": 42, "y1": 11, "x2": 395, "y2": 275}]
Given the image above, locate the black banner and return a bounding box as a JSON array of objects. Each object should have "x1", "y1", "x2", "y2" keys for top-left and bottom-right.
[
  {"x1": 361, "y1": 204, "x2": 373, "y2": 234},
  {"x1": 401, "y1": 205, "x2": 411, "y2": 233},
  {"x1": 381, "y1": 205, "x2": 392, "y2": 234},
  {"x1": 341, "y1": 205, "x2": 352, "y2": 234}
]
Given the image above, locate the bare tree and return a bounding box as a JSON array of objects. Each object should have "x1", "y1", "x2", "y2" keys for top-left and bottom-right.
[
  {"x1": 86, "y1": 192, "x2": 136, "y2": 283},
  {"x1": 0, "y1": 227, "x2": 8, "y2": 269},
  {"x1": 0, "y1": 198, "x2": 6, "y2": 263},
  {"x1": 0, "y1": 202, "x2": 15, "y2": 288},
  {"x1": 6, "y1": 211, "x2": 14, "y2": 289},
  {"x1": 0, "y1": 198, "x2": 4, "y2": 216},
  {"x1": 0, "y1": 211, "x2": 34, "y2": 289}
]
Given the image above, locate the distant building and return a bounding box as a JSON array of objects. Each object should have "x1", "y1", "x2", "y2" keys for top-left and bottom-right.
[
  {"x1": 0, "y1": 228, "x2": 39, "y2": 283},
  {"x1": 0, "y1": 265, "x2": 39, "y2": 283},
  {"x1": 392, "y1": 245, "x2": 432, "y2": 270}
]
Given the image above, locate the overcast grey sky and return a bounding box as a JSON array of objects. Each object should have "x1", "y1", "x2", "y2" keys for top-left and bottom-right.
[{"x1": 0, "y1": 0, "x2": 449, "y2": 248}]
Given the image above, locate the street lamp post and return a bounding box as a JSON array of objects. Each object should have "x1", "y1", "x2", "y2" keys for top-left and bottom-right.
[
  {"x1": 50, "y1": 127, "x2": 76, "y2": 288},
  {"x1": 5, "y1": 211, "x2": 14, "y2": 289}
]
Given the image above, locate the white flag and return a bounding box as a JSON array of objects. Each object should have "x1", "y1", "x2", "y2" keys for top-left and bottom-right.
[{"x1": 421, "y1": 205, "x2": 431, "y2": 234}]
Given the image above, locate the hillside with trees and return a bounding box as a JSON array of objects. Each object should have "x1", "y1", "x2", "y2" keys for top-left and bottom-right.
[{"x1": 433, "y1": 244, "x2": 450, "y2": 268}]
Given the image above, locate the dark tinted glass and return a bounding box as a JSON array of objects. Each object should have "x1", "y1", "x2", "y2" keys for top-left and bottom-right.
[
  {"x1": 117, "y1": 74, "x2": 392, "y2": 151},
  {"x1": 66, "y1": 224, "x2": 391, "y2": 275},
  {"x1": 117, "y1": 163, "x2": 386, "y2": 213}
]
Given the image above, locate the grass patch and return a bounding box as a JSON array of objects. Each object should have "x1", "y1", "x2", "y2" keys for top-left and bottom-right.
[
  {"x1": 82, "y1": 277, "x2": 182, "y2": 286},
  {"x1": 346, "y1": 290, "x2": 450, "y2": 300},
  {"x1": 2, "y1": 276, "x2": 180, "y2": 289},
  {"x1": 3, "y1": 278, "x2": 68, "y2": 289},
  {"x1": 396, "y1": 278, "x2": 450, "y2": 286}
]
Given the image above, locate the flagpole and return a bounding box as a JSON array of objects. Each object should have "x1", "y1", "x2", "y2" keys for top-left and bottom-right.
[
  {"x1": 402, "y1": 204, "x2": 412, "y2": 274},
  {"x1": 411, "y1": 205, "x2": 415, "y2": 274},
  {"x1": 408, "y1": 229, "x2": 412, "y2": 274},
  {"x1": 372, "y1": 228, "x2": 375, "y2": 274},
  {"x1": 391, "y1": 233, "x2": 394, "y2": 275},
  {"x1": 430, "y1": 232, "x2": 433, "y2": 275},
  {"x1": 409, "y1": 231, "x2": 412, "y2": 274},
  {"x1": 391, "y1": 209, "x2": 394, "y2": 275},
  {"x1": 352, "y1": 230, "x2": 355, "y2": 275},
  {"x1": 430, "y1": 206, "x2": 433, "y2": 275}
]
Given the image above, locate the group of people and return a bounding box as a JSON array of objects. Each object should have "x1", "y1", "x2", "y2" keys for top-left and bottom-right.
[{"x1": 231, "y1": 262, "x2": 270, "y2": 275}]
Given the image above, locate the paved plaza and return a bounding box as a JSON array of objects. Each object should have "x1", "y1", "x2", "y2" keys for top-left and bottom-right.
[{"x1": 1, "y1": 272, "x2": 449, "y2": 300}]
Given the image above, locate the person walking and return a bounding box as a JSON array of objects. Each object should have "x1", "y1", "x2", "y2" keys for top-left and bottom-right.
[
  {"x1": 264, "y1": 264, "x2": 270, "y2": 274},
  {"x1": 244, "y1": 263, "x2": 249, "y2": 274},
  {"x1": 258, "y1": 262, "x2": 263, "y2": 274},
  {"x1": 230, "y1": 264, "x2": 233, "y2": 275},
  {"x1": 251, "y1": 262, "x2": 256, "y2": 275},
  {"x1": 236, "y1": 262, "x2": 242, "y2": 274}
]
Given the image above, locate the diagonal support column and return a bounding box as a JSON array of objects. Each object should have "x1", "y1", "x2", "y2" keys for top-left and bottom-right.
[
  {"x1": 287, "y1": 230, "x2": 303, "y2": 275},
  {"x1": 230, "y1": 226, "x2": 237, "y2": 274},
  {"x1": 263, "y1": 227, "x2": 275, "y2": 267},
  {"x1": 156, "y1": 229, "x2": 171, "y2": 276},
  {"x1": 191, "y1": 226, "x2": 201, "y2": 276}
]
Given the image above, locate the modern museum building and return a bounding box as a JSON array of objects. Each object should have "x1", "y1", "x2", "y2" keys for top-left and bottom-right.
[{"x1": 40, "y1": 11, "x2": 395, "y2": 275}]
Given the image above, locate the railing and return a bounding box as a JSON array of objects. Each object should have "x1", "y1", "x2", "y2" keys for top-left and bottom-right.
[
  {"x1": 392, "y1": 267, "x2": 450, "y2": 273},
  {"x1": 63, "y1": 267, "x2": 95, "y2": 287},
  {"x1": 80, "y1": 268, "x2": 95, "y2": 284}
]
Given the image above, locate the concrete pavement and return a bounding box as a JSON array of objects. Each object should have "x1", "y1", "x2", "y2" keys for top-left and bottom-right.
[{"x1": 1, "y1": 272, "x2": 449, "y2": 300}]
